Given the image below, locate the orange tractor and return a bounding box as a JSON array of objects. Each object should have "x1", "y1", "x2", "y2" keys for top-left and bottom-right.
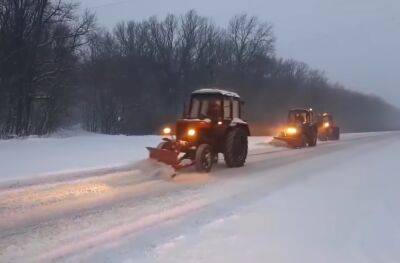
[
  {"x1": 147, "y1": 89, "x2": 250, "y2": 172},
  {"x1": 317, "y1": 113, "x2": 340, "y2": 141},
  {"x1": 275, "y1": 108, "x2": 318, "y2": 148}
]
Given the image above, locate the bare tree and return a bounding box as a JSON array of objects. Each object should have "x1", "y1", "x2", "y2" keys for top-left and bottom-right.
[
  {"x1": 228, "y1": 14, "x2": 275, "y2": 66},
  {"x1": 0, "y1": 0, "x2": 94, "y2": 136}
]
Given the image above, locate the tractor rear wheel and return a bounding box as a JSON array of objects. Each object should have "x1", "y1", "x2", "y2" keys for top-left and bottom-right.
[
  {"x1": 195, "y1": 144, "x2": 213, "y2": 172},
  {"x1": 331, "y1": 127, "x2": 340, "y2": 140},
  {"x1": 224, "y1": 128, "x2": 248, "y2": 167}
]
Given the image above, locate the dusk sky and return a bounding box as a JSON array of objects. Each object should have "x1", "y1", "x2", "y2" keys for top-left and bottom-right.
[{"x1": 80, "y1": 0, "x2": 400, "y2": 107}]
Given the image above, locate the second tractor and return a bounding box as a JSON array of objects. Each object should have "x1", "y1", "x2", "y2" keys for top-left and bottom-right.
[{"x1": 275, "y1": 108, "x2": 318, "y2": 148}]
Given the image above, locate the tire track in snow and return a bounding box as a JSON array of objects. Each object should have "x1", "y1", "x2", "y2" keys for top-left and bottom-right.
[{"x1": 38, "y1": 200, "x2": 209, "y2": 261}]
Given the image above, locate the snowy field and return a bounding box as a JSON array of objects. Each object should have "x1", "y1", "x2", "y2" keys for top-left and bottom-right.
[
  {"x1": 0, "y1": 130, "x2": 160, "y2": 184},
  {"x1": 0, "y1": 131, "x2": 399, "y2": 262}
]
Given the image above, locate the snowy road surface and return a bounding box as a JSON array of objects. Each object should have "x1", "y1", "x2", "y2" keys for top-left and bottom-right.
[{"x1": 0, "y1": 132, "x2": 399, "y2": 262}]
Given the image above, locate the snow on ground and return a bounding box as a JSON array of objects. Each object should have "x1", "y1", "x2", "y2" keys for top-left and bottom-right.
[
  {"x1": 0, "y1": 130, "x2": 399, "y2": 262},
  {"x1": 0, "y1": 129, "x2": 161, "y2": 183},
  {"x1": 143, "y1": 133, "x2": 400, "y2": 263}
]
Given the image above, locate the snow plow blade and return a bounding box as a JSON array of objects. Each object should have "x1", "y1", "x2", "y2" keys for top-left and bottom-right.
[
  {"x1": 146, "y1": 147, "x2": 179, "y2": 166},
  {"x1": 273, "y1": 136, "x2": 288, "y2": 142},
  {"x1": 274, "y1": 136, "x2": 296, "y2": 143},
  {"x1": 272, "y1": 136, "x2": 295, "y2": 147}
]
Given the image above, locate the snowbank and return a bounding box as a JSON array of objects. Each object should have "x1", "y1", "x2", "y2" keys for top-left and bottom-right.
[{"x1": 0, "y1": 131, "x2": 160, "y2": 183}]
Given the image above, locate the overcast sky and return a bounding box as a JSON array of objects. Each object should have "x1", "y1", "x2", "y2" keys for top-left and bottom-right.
[{"x1": 80, "y1": 0, "x2": 400, "y2": 107}]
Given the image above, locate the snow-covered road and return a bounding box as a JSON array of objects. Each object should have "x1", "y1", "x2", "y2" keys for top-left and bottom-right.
[{"x1": 0, "y1": 132, "x2": 399, "y2": 262}]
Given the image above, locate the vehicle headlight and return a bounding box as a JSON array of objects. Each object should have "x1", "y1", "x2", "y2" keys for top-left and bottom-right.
[
  {"x1": 163, "y1": 127, "x2": 172, "y2": 135},
  {"x1": 286, "y1": 127, "x2": 297, "y2": 135},
  {"x1": 324, "y1": 122, "x2": 330, "y2": 128},
  {"x1": 187, "y1": 129, "x2": 196, "y2": 137}
]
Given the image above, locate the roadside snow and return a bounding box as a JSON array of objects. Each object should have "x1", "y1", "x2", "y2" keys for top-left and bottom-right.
[{"x1": 0, "y1": 131, "x2": 160, "y2": 183}]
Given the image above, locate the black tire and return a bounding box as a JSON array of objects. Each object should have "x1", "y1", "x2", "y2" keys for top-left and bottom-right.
[
  {"x1": 224, "y1": 128, "x2": 248, "y2": 167},
  {"x1": 331, "y1": 127, "x2": 340, "y2": 140},
  {"x1": 195, "y1": 144, "x2": 213, "y2": 172},
  {"x1": 308, "y1": 133, "x2": 317, "y2": 147}
]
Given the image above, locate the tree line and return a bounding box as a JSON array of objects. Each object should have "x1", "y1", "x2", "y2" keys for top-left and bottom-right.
[
  {"x1": 0, "y1": 0, "x2": 94, "y2": 136},
  {"x1": 1, "y1": 1, "x2": 399, "y2": 137}
]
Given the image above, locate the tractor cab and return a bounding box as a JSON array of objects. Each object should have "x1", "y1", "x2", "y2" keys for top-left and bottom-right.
[
  {"x1": 187, "y1": 89, "x2": 243, "y2": 121},
  {"x1": 174, "y1": 89, "x2": 246, "y2": 141},
  {"x1": 148, "y1": 88, "x2": 249, "y2": 173},
  {"x1": 288, "y1": 108, "x2": 315, "y2": 125},
  {"x1": 317, "y1": 113, "x2": 334, "y2": 127}
]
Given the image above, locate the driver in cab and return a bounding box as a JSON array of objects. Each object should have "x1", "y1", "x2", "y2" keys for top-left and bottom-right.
[{"x1": 207, "y1": 100, "x2": 221, "y2": 122}]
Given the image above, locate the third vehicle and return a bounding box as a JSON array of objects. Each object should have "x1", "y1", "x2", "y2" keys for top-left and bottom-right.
[{"x1": 317, "y1": 113, "x2": 340, "y2": 141}]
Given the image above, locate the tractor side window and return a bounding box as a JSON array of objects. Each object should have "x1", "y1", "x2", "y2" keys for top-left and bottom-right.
[
  {"x1": 200, "y1": 100, "x2": 210, "y2": 118},
  {"x1": 232, "y1": 100, "x2": 240, "y2": 118},
  {"x1": 223, "y1": 99, "x2": 231, "y2": 119},
  {"x1": 190, "y1": 99, "x2": 200, "y2": 119}
]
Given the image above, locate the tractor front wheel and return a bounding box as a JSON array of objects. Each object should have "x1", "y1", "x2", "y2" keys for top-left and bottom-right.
[
  {"x1": 224, "y1": 128, "x2": 248, "y2": 167},
  {"x1": 308, "y1": 133, "x2": 317, "y2": 147},
  {"x1": 195, "y1": 144, "x2": 214, "y2": 172}
]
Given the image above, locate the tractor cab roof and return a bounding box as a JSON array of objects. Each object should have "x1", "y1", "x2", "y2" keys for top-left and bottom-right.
[
  {"x1": 320, "y1": 112, "x2": 334, "y2": 122},
  {"x1": 192, "y1": 88, "x2": 240, "y2": 99},
  {"x1": 289, "y1": 108, "x2": 313, "y2": 113}
]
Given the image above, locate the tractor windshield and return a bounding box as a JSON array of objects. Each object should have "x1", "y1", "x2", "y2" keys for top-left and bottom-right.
[
  {"x1": 288, "y1": 111, "x2": 308, "y2": 124},
  {"x1": 323, "y1": 115, "x2": 333, "y2": 122},
  {"x1": 189, "y1": 96, "x2": 222, "y2": 120}
]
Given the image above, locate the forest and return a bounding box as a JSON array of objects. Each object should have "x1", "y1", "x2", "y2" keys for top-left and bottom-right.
[{"x1": 1, "y1": 0, "x2": 399, "y2": 137}]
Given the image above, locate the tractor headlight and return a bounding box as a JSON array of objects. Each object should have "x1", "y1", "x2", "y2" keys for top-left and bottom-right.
[
  {"x1": 187, "y1": 129, "x2": 196, "y2": 137},
  {"x1": 286, "y1": 127, "x2": 297, "y2": 135},
  {"x1": 163, "y1": 127, "x2": 172, "y2": 135},
  {"x1": 324, "y1": 122, "x2": 330, "y2": 128}
]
